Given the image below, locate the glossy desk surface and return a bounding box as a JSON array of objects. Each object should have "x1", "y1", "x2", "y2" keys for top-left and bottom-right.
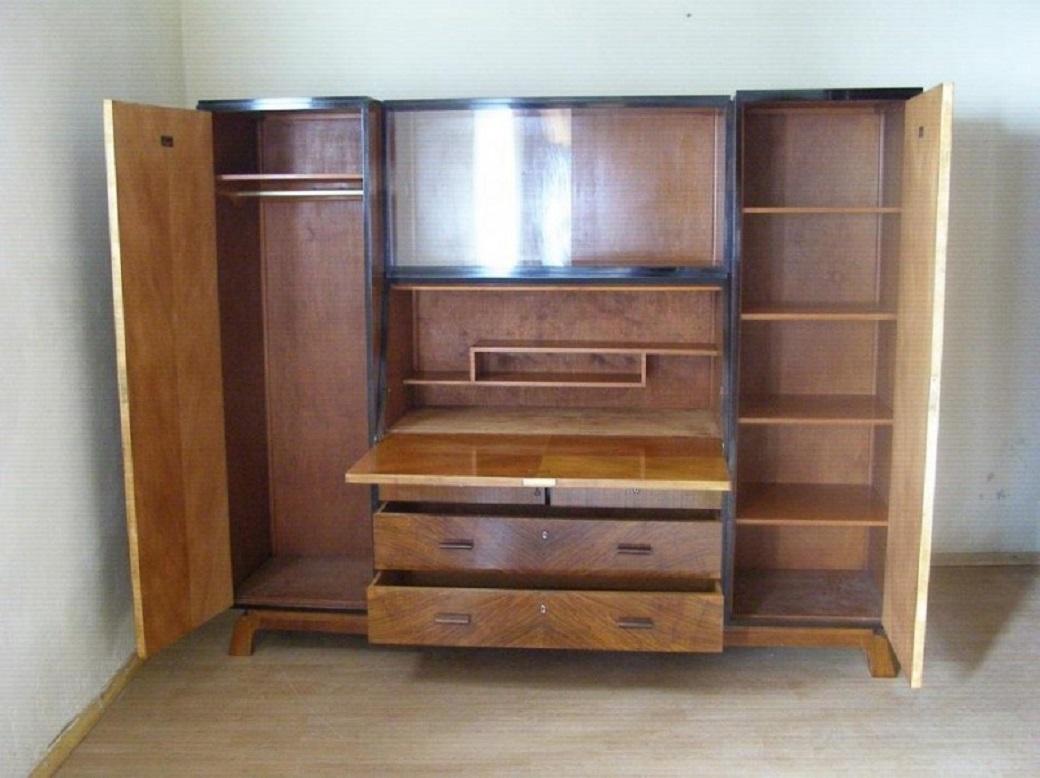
[{"x1": 346, "y1": 408, "x2": 730, "y2": 491}]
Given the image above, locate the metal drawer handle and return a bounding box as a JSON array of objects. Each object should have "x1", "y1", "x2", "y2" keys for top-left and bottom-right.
[
  {"x1": 616, "y1": 543, "x2": 653, "y2": 556},
  {"x1": 616, "y1": 617, "x2": 655, "y2": 630},
  {"x1": 434, "y1": 612, "x2": 472, "y2": 626},
  {"x1": 439, "y1": 539, "x2": 474, "y2": 550}
]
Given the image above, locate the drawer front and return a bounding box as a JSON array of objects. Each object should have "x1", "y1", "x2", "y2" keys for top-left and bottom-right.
[
  {"x1": 378, "y1": 485, "x2": 546, "y2": 504},
  {"x1": 374, "y1": 511, "x2": 721, "y2": 578},
  {"x1": 368, "y1": 577, "x2": 723, "y2": 652},
  {"x1": 549, "y1": 487, "x2": 722, "y2": 510}
]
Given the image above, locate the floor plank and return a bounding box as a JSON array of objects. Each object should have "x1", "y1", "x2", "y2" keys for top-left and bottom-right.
[{"x1": 58, "y1": 566, "x2": 1039, "y2": 776}]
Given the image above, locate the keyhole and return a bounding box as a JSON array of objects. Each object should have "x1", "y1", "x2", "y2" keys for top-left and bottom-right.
[
  {"x1": 539, "y1": 603, "x2": 547, "y2": 615},
  {"x1": 918, "y1": 126, "x2": 925, "y2": 139},
  {"x1": 541, "y1": 530, "x2": 549, "y2": 541}
]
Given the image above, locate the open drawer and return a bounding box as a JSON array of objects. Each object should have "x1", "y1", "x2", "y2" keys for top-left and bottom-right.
[
  {"x1": 367, "y1": 571, "x2": 724, "y2": 652},
  {"x1": 374, "y1": 502, "x2": 722, "y2": 578}
]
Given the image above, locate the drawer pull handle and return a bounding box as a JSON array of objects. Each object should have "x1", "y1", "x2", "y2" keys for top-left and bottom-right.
[
  {"x1": 617, "y1": 543, "x2": 653, "y2": 555},
  {"x1": 439, "y1": 539, "x2": 474, "y2": 550},
  {"x1": 434, "y1": 612, "x2": 472, "y2": 626},
  {"x1": 616, "y1": 617, "x2": 655, "y2": 630}
]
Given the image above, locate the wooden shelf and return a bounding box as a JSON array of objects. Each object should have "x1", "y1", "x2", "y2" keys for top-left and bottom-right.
[
  {"x1": 741, "y1": 305, "x2": 897, "y2": 321},
  {"x1": 235, "y1": 556, "x2": 371, "y2": 611},
  {"x1": 739, "y1": 395, "x2": 893, "y2": 425},
  {"x1": 346, "y1": 430, "x2": 730, "y2": 492},
  {"x1": 737, "y1": 483, "x2": 888, "y2": 526},
  {"x1": 742, "y1": 206, "x2": 901, "y2": 214},
  {"x1": 475, "y1": 371, "x2": 644, "y2": 388},
  {"x1": 216, "y1": 173, "x2": 364, "y2": 182},
  {"x1": 403, "y1": 371, "x2": 472, "y2": 386},
  {"x1": 732, "y1": 569, "x2": 881, "y2": 623},
  {"x1": 471, "y1": 340, "x2": 718, "y2": 356},
  {"x1": 390, "y1": 407, "x2": 721, "y2": 438}
]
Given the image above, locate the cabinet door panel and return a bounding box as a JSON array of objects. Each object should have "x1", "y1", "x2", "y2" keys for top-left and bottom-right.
[
  {"x1": 104, "y1": 101, "x2": 232, "y2": 658},
  {"x1": 883, "y1": 84, "x2": 953, "y2": 688}
]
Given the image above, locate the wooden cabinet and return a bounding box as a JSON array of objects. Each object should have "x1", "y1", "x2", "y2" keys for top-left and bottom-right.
[{"x1": 106, "y1": 85, "x2": 951, "y2": 687}]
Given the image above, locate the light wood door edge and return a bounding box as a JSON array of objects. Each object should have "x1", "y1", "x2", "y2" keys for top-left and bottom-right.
[{"x1": 29, "y1": 653, "x2": 143, "y2": 778}]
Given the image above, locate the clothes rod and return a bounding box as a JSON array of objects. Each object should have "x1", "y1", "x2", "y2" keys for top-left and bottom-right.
[{"x1": 217, "y1": 190, "x2": 364, "y2": 199}]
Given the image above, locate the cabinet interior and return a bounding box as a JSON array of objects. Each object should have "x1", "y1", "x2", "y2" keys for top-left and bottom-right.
[
  {"x1": 212, "y1": 109, "x2": 376, "y2": 611},
  {"x1": 734, "y1": 100, "x2": 906, "y2": 624}
]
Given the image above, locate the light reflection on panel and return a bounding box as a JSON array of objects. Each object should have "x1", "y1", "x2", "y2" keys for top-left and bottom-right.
[{"x1": 389, "y1": 105, "x2": 723, "y2": 270}]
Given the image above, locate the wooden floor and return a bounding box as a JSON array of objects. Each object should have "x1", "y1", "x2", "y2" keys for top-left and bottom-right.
[{"x1": 59, "y1": 566, "x2": 1038, "y2": 776}]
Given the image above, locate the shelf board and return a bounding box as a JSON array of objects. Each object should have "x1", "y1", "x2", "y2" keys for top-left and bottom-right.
[
  {"x1": 737, "y1": 483, "x2": 888, "y2": 526},
  {"x1": 403, "y1": 371, "x2": 473, "y2": 386},
  {"x1": 471, "y1": 339, "x2": 718, "y2": 356},
  {"x1": 732, "y1": 569, "x2": 881, "y2": 623},
  {"x1": 390, "y1": 407, "x2": 721, "y2": 438},
  {"x1": 741, "y1": 305, "x2": 897, "y2": 321},
  {"x1": 476, "y1": 371, "x2": 644, "y2": 388},
  {"x1": 739, "y1": 394, "x2": 893, "y2": 425},
  {"x1": 216, "y1": 173, "x2": 364, "y2": 182},
  {"x1": 235, "y1": 555, "x2": 371, "y2": 611},
  {"x1": 742, "y1": 206, "x2": 901, "y2": 215}
]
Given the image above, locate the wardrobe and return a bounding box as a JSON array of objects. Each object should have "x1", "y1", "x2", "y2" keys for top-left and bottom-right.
[{"x1": 104, "y1": 83, "x2": 951, "y2": 687}]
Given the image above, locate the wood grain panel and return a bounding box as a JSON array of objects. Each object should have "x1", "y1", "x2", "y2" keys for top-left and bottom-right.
[
  {"x1": 390, "y1": 406, "x2": 720, "y2": 438},
  {"x1": 263, "y1": 197, "x2": 371, "y2": 566},
  {"x1": 260, "y1": 112, "x2": 363, "y2": 174},
  {"x1": 215, "y1": 195, "x2": 271, "y2": 587},
  {"x1": 740, "y1": 321, "x2": 879, "y2": 396},
  {"x1": 378, "y1": 485, "x2": 546, "y2": 504},
  {"x1": 368, "y1": 573, "x2": 723, "y2": 651},
  {"x1": 411, "y1": 289, "x2": 717, "y2": 410},
  {"x1": 374, "y1": 506, "x2": 721, "y2": 577},
  {"x1": 733, "y1": 569, "x2": 881, "y2": 623},
  {"x1": 104, "y1": 101, "x2": 232, "y2": 658},
  {"x1": 234, "y1": 556, "x2": 371, "y2": 611},
  {"x1": 735, "y1": 525, "x2": 871, "y2": 571},
  {"x1": 743, "y1": 107, "x2": 882, "y2": 207},
  {"x1": 737, "y1": 426, "x2": 872, "y2": 485},
  {"x1": 348, "y1": 433, "x2": 730, "y2": 491},
  {"x1": 572, "y1": 107, "x2": 723, "y2": 266},
  {"x1": 883, "y1": 84, "x2": 953, "y2": 688},
  {"x1": 549, "y1": 487, "x2": 722, "y2": 510},
  {"x1": 741, "y1": 214, "x2": 882, "y2": 307}
]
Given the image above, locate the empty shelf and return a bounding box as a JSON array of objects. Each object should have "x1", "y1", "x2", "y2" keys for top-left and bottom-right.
[
  {"x1": 470, "y1": 340, "x2": 718, "y2": 356},
  {"x1": 737, "y1": 483, "x2": 888, "y2": 526},
  {"x1": 733, "y1": 569, "x2": 882, "y2": 623},
  {"x1": 739, "y1": 395, "x2": 893, "y2": 425},
  {"x1": 235, "y1": 556, "x2": 371, "y2": 611}
]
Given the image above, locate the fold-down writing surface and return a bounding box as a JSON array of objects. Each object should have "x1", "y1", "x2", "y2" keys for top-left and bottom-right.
[{"x1": 346, "y1": 433, "x2": 730, "y2": 491}]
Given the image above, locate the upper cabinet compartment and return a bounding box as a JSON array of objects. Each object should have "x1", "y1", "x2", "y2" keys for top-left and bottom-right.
[{"x1": 386, "y1": 99, "x2": 728, "y2": 276}]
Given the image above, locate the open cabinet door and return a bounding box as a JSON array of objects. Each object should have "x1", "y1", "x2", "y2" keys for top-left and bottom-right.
[
  {"x1": 104, "y1": 101, "x2": 233, "y2": 658},
  {"x1": 883, "y1": 84, "x2": 954, "y2": 688}
]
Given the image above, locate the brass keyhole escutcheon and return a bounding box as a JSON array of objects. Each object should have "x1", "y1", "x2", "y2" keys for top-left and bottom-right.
[{"x1": 541, "y1": 529, "x2": 549, "y2": 541}]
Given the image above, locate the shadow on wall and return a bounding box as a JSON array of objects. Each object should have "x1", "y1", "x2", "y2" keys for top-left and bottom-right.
[{"x1": 934, "y1": 117, "x2": 1040, "y2": 555}]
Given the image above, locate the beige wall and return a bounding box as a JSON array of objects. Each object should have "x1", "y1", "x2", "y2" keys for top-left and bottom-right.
[
  {"x1": 0, "y1": 2, "x2": 184, "y2": 775},
  {"x1": 181, "y1": 0, "x2": 1039, "y2": 554}
]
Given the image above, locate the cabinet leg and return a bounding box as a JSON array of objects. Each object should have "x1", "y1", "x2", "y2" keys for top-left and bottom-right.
[
  {"x1": 229, "y1": 611, "x2": 260, "y2": 657},
  {"x1": 864, "y1": 632, "x2": 900, "y2": 678}
]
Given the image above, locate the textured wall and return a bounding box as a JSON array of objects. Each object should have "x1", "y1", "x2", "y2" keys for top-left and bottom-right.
[{"x1": 0, "y1": 2, "x2": 184, "y2": 775}]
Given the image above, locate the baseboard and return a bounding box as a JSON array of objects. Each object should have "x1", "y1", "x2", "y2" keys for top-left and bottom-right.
[
  {"x1": 932, "y1": 551, "x2": 1039, "y2": 567},
  {"x1": 30, "y1": 652, "x2": 142, "y2": 778}
]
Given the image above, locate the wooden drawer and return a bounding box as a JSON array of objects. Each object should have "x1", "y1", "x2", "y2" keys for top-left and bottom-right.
[
  {"x1": 374, "y1": 503, "x2": 721, "y2": 578},
  {"x1": 378, "y1": 485, "x2": 546, "y2": 504},
  {"x1": 549, "y1": 487, "x2": 723, "y2": 510},
  {"x1": 367, "y1": 572, "x2": 723, "y2": 652}
]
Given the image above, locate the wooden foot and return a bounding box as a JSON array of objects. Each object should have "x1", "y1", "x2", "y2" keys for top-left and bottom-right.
[
  {"x1": 228, "y1": 609, "x2": 368, "y2": 656},
  {"x1": 864, "y1": 632, "x2": 900, "y2": 678},
  {"x1": 229, "y1": 611, "x2": 262, "y2": 656}
]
